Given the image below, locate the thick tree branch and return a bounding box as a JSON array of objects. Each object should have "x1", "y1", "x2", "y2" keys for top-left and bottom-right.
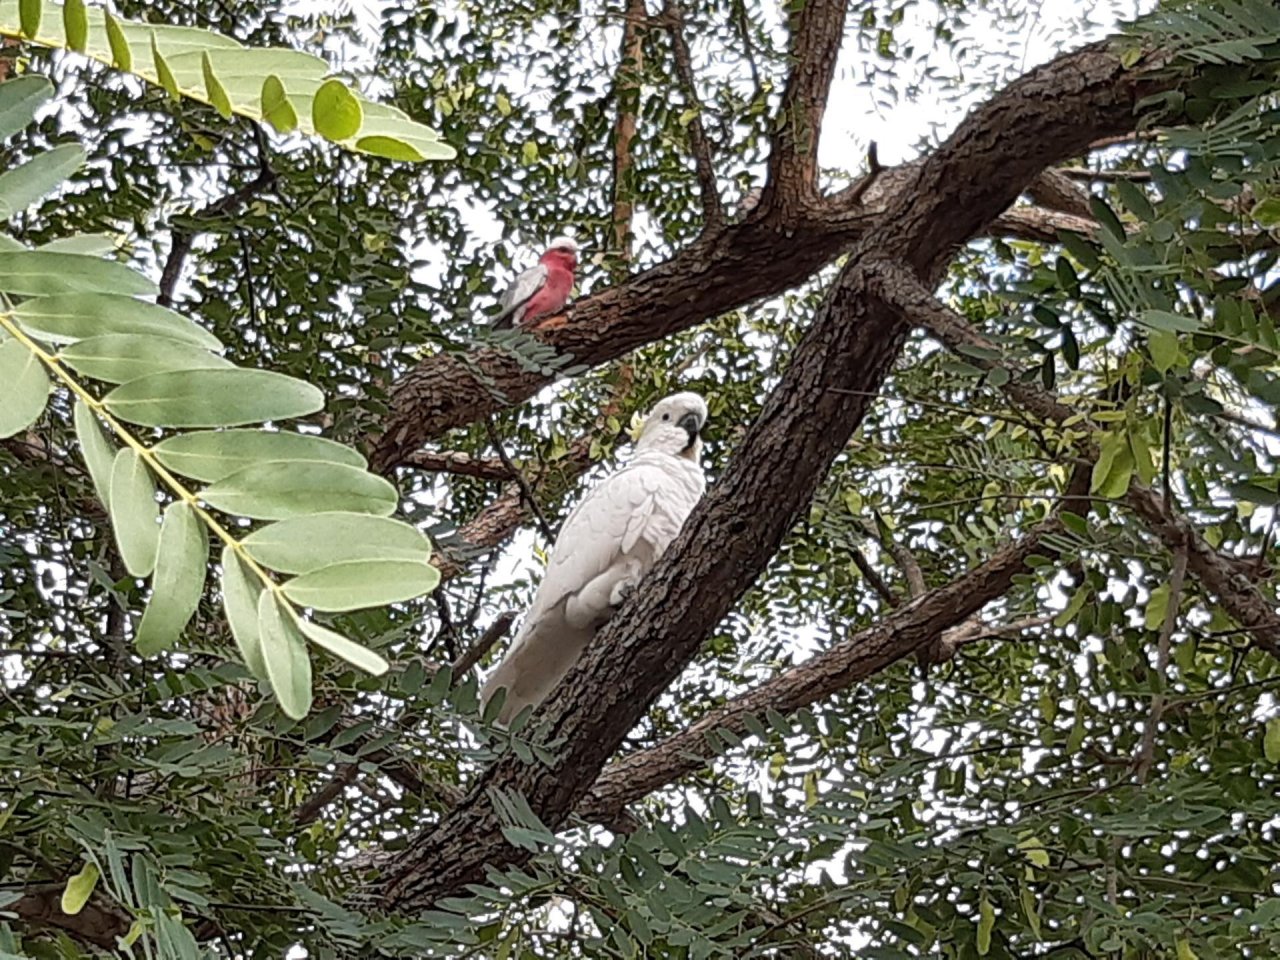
[
  {"x1": 401, "y1": 449, "x2": 512, "y2": 481},
  {"x1": 369, "y1": 201, "x2": 1101, "y2": 475},
  {"x1": 368, "y1": 69, "x2": 1125, "y2": 476},
  {"x1": 662, "y1": 0, "x2": 724, "y2": 230},
  {"x1": 379, "y1": 38, "x2": 1180, "y2": 910},
  {"x1": 762, "y1": 0, "x2": 846, "y2": 208},
  {"x1": 577, "y1": 520, "x2": 1064, "y2": 823},
  {"x1": 12, "y1": 886, "x2": 130, "y2": 949},
  {"x1": 1027, "y1": 168, "x2": 1095, "y2": 221}
]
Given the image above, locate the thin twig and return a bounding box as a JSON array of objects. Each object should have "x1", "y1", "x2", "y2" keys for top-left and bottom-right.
[
  {"x1": 1161, "y1": 392, "x2": 1173, "y2": 512},
  {"x1": 433, "y1": 591, "x2": 459, "y2": 660},
  {"x1": 848, "y1": 545, "x2": 898, "y2": 607},
  {"x1": 1058, "y1": 165, "x2": 1154, "y2": 182},
  {"x1": 484, "y1": 418, "x2": 557, "y2": 544},
  {"x1": 662, "y1": 0, "x2": 724, "y2": 230},
  {"x1": 159, "y1": 158, "x2": 277, "y2": 306},
  {"x1": 450, "y1": 611, "x2": 518, "y2": 677},
  {"x1": 237, "y1": 229, "x2": 259, "y2": 329},
  {"x1": 843, "y1": 142, "x2": 883, "y2": 207},
  {"x1": 863, "y1": 516, "x2": 925, "y2": 598},
  {"x1": 609, "y1": 0, "x2": 649, "y2": 263},
  {"x1": 1133, "y1": 543, "x2": 1189, "y2": 785}
]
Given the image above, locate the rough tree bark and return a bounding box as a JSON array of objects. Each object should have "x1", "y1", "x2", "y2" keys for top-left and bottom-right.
[
  {"x1": 577, "y1": 512, "x2": 1071, "y2": 823},
  {"x1": 378, "y1": 32, "x2": 1180, "y2": 909}
]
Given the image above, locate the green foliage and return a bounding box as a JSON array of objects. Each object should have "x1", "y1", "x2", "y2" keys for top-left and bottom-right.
[
  {"x1": 0, "y1": 0, "x2": 1278, "y2": 958},
  {"x1": 0, "y1": 68, "x2": 437, "y2": 731},
  {"x1": 0, "y1": 0, "x2": 454, "y2": 162}
]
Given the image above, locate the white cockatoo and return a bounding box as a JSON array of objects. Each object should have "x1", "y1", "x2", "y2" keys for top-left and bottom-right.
[{"x1": 481, "y1": 392, "x2": 709, "y2": 724}]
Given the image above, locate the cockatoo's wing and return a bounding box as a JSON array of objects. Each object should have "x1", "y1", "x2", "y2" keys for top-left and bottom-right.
[
  {"x1": 482, "y1": 453, "x2": 704, "y2": 722},
  {"x1": 493, "y1": 263, "x2": 548, "y2": 327},
  {"x1": 527, "y1": 455, "x2": 701, "y2": 626}
]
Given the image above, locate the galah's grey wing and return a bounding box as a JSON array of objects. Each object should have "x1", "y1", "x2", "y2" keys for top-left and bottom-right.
[{"x1": 493, "y1": 263, "x2": 548, "y2": 328}]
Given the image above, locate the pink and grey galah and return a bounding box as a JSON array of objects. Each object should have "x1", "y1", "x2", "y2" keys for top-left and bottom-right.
[{"x1": 492, "y1": 235, "x2": 579, "y2": 328}]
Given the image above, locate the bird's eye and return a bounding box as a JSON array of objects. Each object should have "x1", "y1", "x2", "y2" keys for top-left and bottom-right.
[{"x1": 662, "y1": 413, "x2": 670, "y2": 421}]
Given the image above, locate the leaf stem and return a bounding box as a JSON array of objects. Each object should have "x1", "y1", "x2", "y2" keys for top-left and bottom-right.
[{"x1": 0, "y1": 308, "x2": 281, "y2": 597}]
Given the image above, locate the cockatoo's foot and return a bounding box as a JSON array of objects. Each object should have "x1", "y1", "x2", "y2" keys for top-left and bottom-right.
[{"x1": 609, "y1": 579, "x2": 637, "y2": 608}]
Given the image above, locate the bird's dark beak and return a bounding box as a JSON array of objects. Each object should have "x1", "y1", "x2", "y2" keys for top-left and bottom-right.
[{"x1": 677, "y1": 412, "x2": 702, "y2": 449}]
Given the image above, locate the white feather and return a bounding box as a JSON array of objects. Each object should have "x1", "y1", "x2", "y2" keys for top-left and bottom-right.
[
  {"x1": 481, "y1": 394, "x2": 708, "y2": 724},
  {"x1": 494, "y1": 263, "x2": 548, "y2": 326}
]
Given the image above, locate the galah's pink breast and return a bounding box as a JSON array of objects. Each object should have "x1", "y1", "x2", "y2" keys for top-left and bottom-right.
[{"x1": 518, "y1": 262, "x2": 573, "y2": 325}]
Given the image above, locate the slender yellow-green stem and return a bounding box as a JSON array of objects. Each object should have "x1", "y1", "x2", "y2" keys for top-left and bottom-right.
[{"x1": 0, "y1": 308, "x2": 283, "y2": 598}]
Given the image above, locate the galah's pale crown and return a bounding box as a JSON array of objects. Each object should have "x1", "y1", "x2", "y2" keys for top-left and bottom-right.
[{"x1": 547, "y1": 235, "x2": 578, "y2": 255}]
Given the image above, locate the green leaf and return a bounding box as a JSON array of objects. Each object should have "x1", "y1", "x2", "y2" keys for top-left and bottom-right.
[
  {"x1": 258, "y1": 591, "x2": 312, "y2": 720},
  {"x1": 201, "y1": 50, "x2": 231, "y2": 117},
  {"x1": 1099, "y1": 446, "x2": 1134, "y2": 499},
  {"x1": 353, "y1": 135, "x2": 426, "y2": 162},
  {"x1": 1228, "y1": 481, "x2": 1280, "y2": 508},
  {"x1": 1116, "y1": 179, "x2": 1155, "y2": 222},
  {"x1": 1058, "y1": 229, "x2": 1100, "y2": 271},
  {"x1": 297, "y1": 619, "x2": 389, "y2": 676},
  {"x1": 1129, "y1": 427, "x2": 1157, "y2": 486},
  {"x1": 0, "y1": 143, "x2": 85, "y2": 218},
  {"x1": 261, "y1": 75, "x2": 298, "y2": 133},
  {"x1": 1090, "y1": 432, "x2": 1121, "y2": 494},
  {"x1": 1148, "y1": 330, "x2": 1179, "y2": 372},
  {"x1": 134, "y1": 502, "x2": 209, "y2": 655},
  {"x1": 1020, "y1": 884, "x2": 1041, "y2": 940},
  {"x1": 18, "y1": 0, "x2": 40, "y2": 39},
  {"x1": 1264, "y1": 717, "x2": 1280, "y2": 764},
  {"x1": 312, "y1": 78, "x2": 362, "y2": 140},
  {"x1": 1251, "y1": 197, "x2": 1280, "y2": 228},
  {"x1": 200, "y1": 461, "x2": 397, "y2": 520},
  {"x1": 73, "y1": 400, "x2": 116, "y2": 507},
  {"x1": 0, "y1": 338, "x2": 50, "y2": 439},
  {"x1": 241, "y1": 512, "x2": 430, "y2": 574},
  {"x1": 103, "y1": 368, "x2": 324, "y2": 428},
  {"x1": 109, "y1": 448, "x2": 160, "y2": 577},
  {"x1": 281, "y1": 559, "x2": 439, "y2": 612},
  {"x1": 0, "y1": 75, "x2": 53, "y2": 140},
  {"x1": 105, "y1": 11, "x2": 132, "y2": 71},
  {"x1": 1089, "y1": 196, "x2": 1126, "y2": 241},
  {"x1": 152, "y1": 429, "x2": 364, "y2": 482},
  {"x1": 1053, "y1": 585, "x2": 1090, "y2": 629},
  {"x1": 58, "y1": 334, "x2": 231, "y2": 383},
  {"x1": 15, "y1": 292, "x2": 219, "y2": 348},
  {"x1": 1145, "y1": 582, "x2": 1172, "y2": 632},
  {"x1": 1138, "y1": 309, "x2": 1203, "y2": 333},
  {"x1": 60, "y1": 861, "x2": 99, "y2": 917},
  {"x1": 1017, "y1": 835, "x2": 1050, "y2": 868},
  {"x1": 0, "y1": 251, "x2": 156, "y2": 298},
  {"x1": 976, "y1": 895, "x2": 994, "y2": 956},
  {"x1": 62, "y1": 0, "x2": 87, "y2": 51},
  {"x1": 39, "y1": 233, "x2": 117, "y2": 255},
  {"x1": 221, "y1": 548, "x2": 267, "y2": 682},
  {"x1": 151, "y1": 33, "x2": 180, "y2": 98}
]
